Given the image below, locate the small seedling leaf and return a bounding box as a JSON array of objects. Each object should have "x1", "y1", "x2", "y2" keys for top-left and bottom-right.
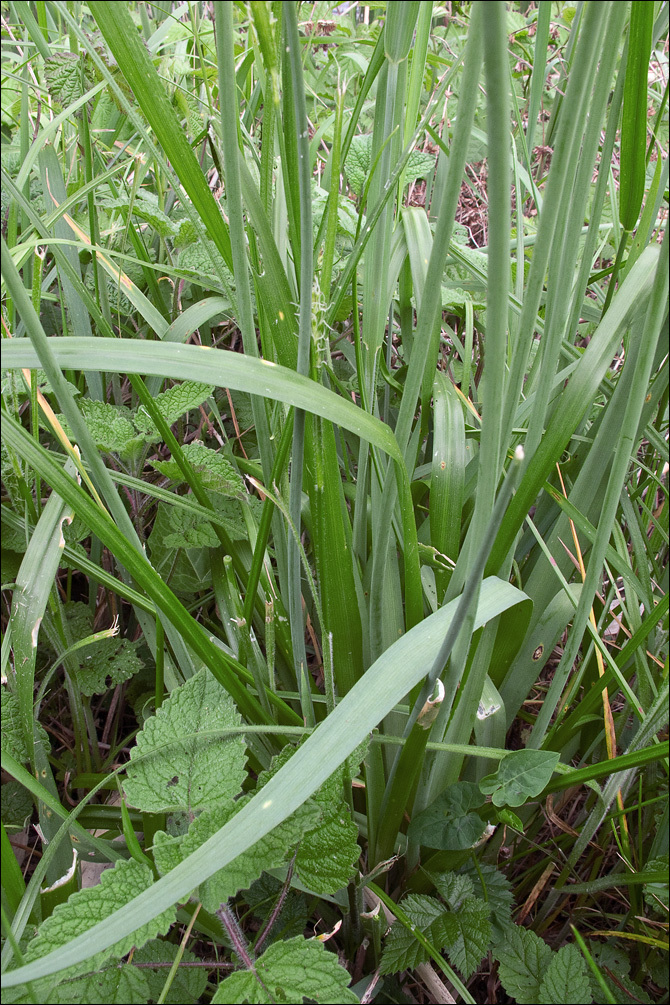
[{"x1": 479, "y1": 750, "x2": 559, "y2": 807}]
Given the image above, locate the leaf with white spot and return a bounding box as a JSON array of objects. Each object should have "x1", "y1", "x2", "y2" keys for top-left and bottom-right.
[{"x1": 180, "y1": 797, "x2": 320, "y2": 911}]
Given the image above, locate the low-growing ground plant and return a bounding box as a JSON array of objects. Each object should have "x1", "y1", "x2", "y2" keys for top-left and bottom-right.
[{"x1": 1, "y1": 1, "x2": 668, "y2": 1002}]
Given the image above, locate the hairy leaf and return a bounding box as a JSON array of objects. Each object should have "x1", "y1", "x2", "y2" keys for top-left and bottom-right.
[
  {"x1": 258, "y1": 743, "x2": 363, "y2": 895},
  {"x1": 57, "y1": 400, "x2": 142, "y2": 457},
  {"x1": 123, "y1": 668, "x2": 247, "y2": 813},
  {"x1": 18, "y1": 860, "x2": 174, "y2": 997},
  {"x1": 181, "y1": 798, "x2": 320, "y2": 911},
  {"x1": 380, "y1": 894, "x2": 448, "y2": 974},
  {"x1": 460, "y1": 862, "x2": 514, "y2": 939},
  {"x1": 44, "y1": 52, "x2": 92, "y2": 108},
  {"x1": 39, "y1": 962, "x2": 151, "y2": 1004},
  {"x1": 61, "y1": 603, "x2": 143, "y2": 696},
  {"x1": 495, "y1": 925, "x2": 552, "y2": 1005},
  {"x1": 442, "y1": 897, "x2": 491, "y2": 980},
  {"x1": 150, "y1": 441, "x2": 245, "y2": 497},
  {"x1": 134, "y1": 382, "x2": 215, "y2": 436},
  {"x1": 132, "y1": 940, "x2": 208, "y2": 1004},
  {"x1": 407, "y1": 781, "x2": 487, "y2": 850},
  {"x1": 538, "y1": 943, "x2": 591, "y2": 1004},
  {"x1": 212, "y1": 935, "x2": 359, "y2": 1003}
]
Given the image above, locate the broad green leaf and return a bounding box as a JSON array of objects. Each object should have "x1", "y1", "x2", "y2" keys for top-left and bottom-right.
[
  {"x1": 479, "y1": 750, "x2": 560, "y2": 807},
  {"x1": 1, "y1": 779, "x2": 33, "y2": 831},
  {"x1": 495, "y1": 925, "x2": 553, "y2": 1005},
  {"x1": 39, "y1": 961, "x2": 150, "y2": 1005},
  {"x1": 593, "y1": 973, "x2": 652, "y2": 1005},
  {"x1": 212, "y1": 936, "x2": 359, "y2": 1004},
  {"x1": 177, "y1": 240, "x2": 230, "y2": 282},
  {"x1": 16, "y1": 860, "x2": 174, "y2": 997},
  {"x1": 346, "y1": 135, "x2": 434, "y2": 198},
  {"x1": 415, "y1": 872, "x2": 491, "y2": 979},
  {"x1": 100, "y1": 193, "x2": 177, "y2": 239},
  {"x1": 150, "y1": 442, "x2": 245, "y2": 497},
  {"x1": 60, "y1": 603, "x2": 143, "y2": 696},
  {"x1": 380, "y1": 894, "x2": 447, "y2": 974},
  {"x1": 539, "y1": 943, "x2": 591, "y2": 1005},
  {"x1": 257, "y1": 743, "x2": 362, "y2": 895},
  {"x1": 406, "y1": 147, "x2": 436, "y2": 182},
  {"x1": 407, "y1": 781, "x2": 487, "y2": 851},
  {"x1": 460, "y1": 862, "x2": 514, "y2": 940},
  {"x1": 146, "y1": 504, "x2": 215, "y2": 595},
  {"x1": 182, "y1": 798, "x2": 320, "y2": 912},
  {"x1": 57, "y1": 401, "x2": 142, "y2": 457},
  {"x1": 43, "y1": 52, "x2": 92, "y2": 109},
  {"x1": 0, "y1": 688, "x2": 29, "y2": 763},
  {"x1": 123, "y1": 669, "x2": 247, "y2": 813},
  {"x1": 294, "y1": 769, "x2": 361, "y2": 895},
  {"x1": 431, "y1": 872, "x2": 475, "y2": 910},
  {"x1": 344, "y1": 134, "x2": 371, "y2": 196},
  {"x1": 133, "y1": 381, "x2": 215, "y2": 434},
  {"x1": 442, "y1": 898, "x2": 491, "y2": 980},
  {"x1": 644, "y1": 855, "x2": 670, "y2": 915},
  {"x1": 151, "y1": 831, "x2": 184, "y2": 878},
  {"x1": 246, "y1": 875, "x2": 309, "y2": 944},
  {"x1": 161, "y1": 509, "x2": 220, "y2": 550}
]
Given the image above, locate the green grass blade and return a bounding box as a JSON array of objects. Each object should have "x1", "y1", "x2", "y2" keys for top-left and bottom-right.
[
  {"x1": 620, "y1": 1, "x2": 654, "y2": 230},
  {"x1": 89, "y1": 1, "x2": 233, "y2": 271},
  {"x1": 1, "y1": 578, "x2": 529, "y2": 989}
]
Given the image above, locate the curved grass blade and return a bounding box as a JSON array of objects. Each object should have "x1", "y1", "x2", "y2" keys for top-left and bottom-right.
[{"x1": 2, "y1": 577, "x2": 530, "y2": 988}]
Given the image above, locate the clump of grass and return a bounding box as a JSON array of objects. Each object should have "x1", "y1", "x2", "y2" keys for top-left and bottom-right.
[{"x1": 2, "y1": 2, "x2": 668, "y2": 1003}]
